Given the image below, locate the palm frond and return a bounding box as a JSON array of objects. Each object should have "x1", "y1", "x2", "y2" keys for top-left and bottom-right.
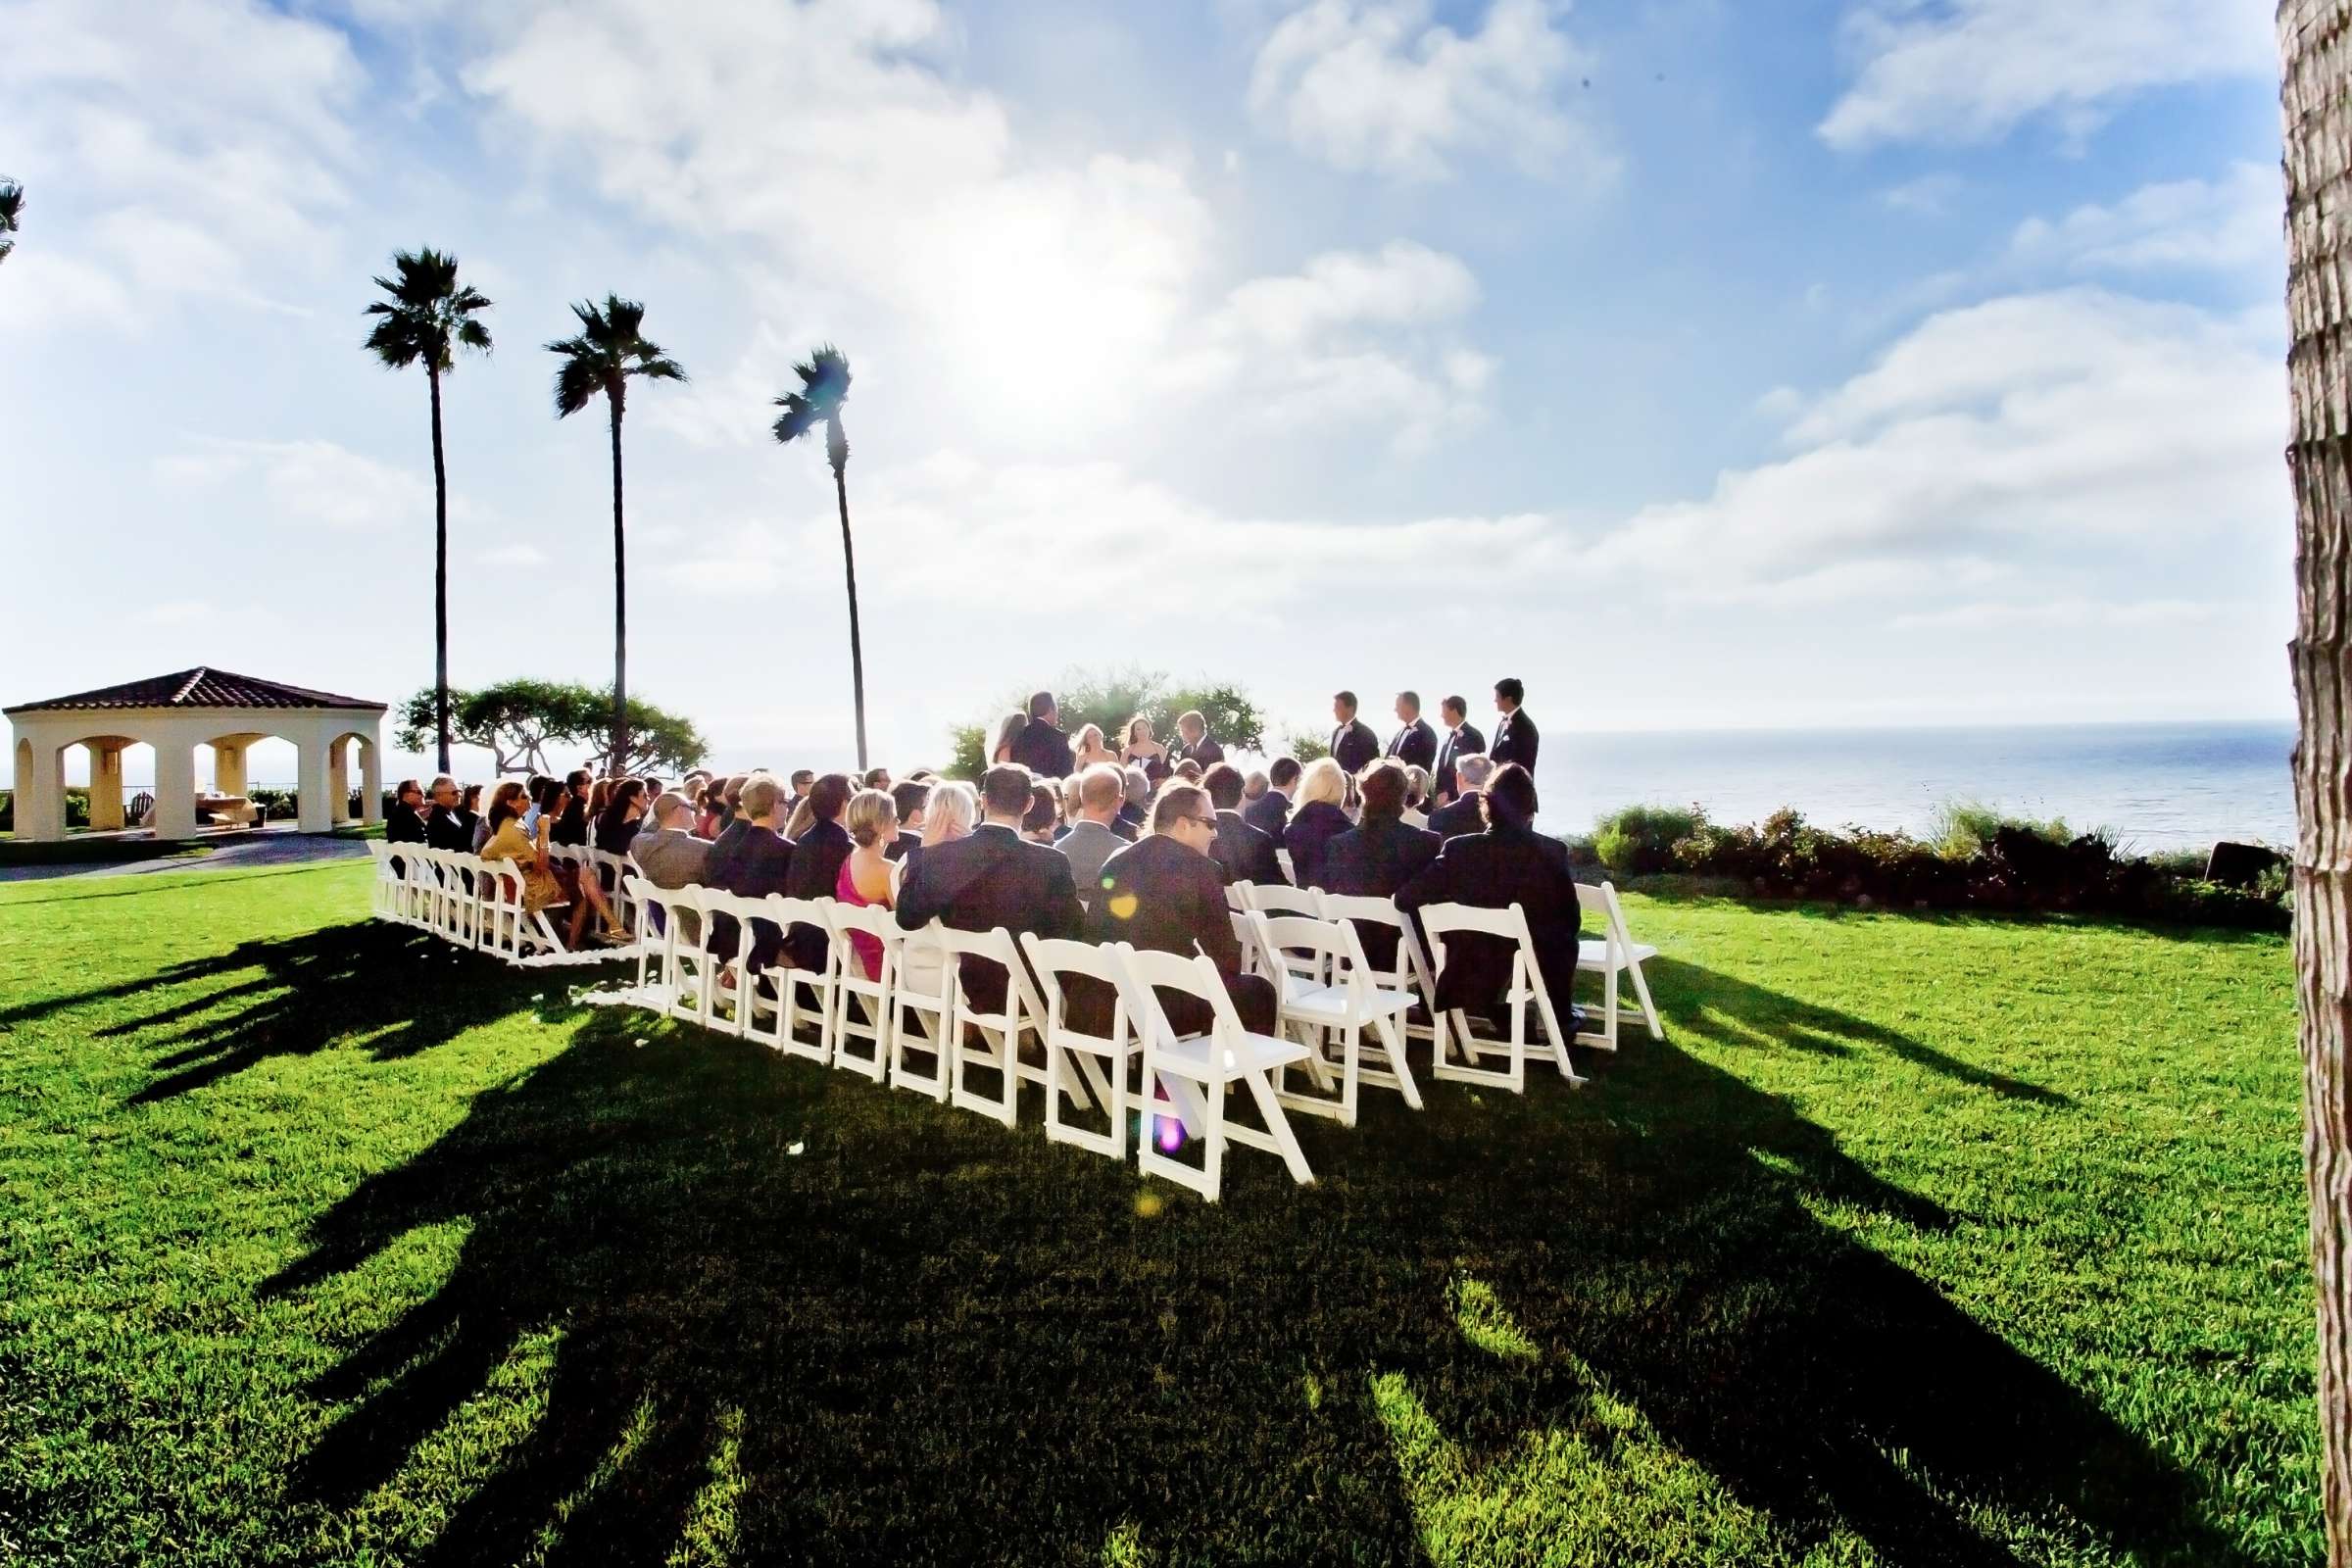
[
  {"x1": 771, "y1": 393, "x2": 817, "y2": 444},
  {"x1": 549, "y1": 351, "x2": 606, "y2": 418},
  {"x1": 791, "y1": 343, "x2": 853, "y2": 416}
]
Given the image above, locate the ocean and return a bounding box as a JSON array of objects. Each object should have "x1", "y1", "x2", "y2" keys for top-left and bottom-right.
[{"x1": 1540, "y1": 721, "x2": 2295, "y2": 855}]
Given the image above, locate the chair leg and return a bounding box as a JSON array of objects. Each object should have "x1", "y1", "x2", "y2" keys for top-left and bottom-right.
[
  {"x1": 1627, "y1": 956, "x2": 1664, "y2": 1040},
  {"x1": 1242, "y1": 1070, "x2": 1315, "y2": 1186},
  {"x1": 1373, "y1": 1013, "x2": 1423, "y2": 1109}
]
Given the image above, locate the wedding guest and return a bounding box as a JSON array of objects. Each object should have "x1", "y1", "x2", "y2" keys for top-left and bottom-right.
[
  {"x1": 631, "y1": 791, "x2": 710, "y2": 892},
  {"x1": 895, "y1": 765, "x2": 1084, "y2": 1013},
  {"x1": 386, "y1": 779, "x2": 427, "y2": 846},
  {"x1": 1091, "y1": 784, "x2": 1277, "y2": 1035},
  {"x1": 1428, "y1": 754, "x2": 1494, "y2": 840},
  {"x1": 863, "y1": 766, "x2": 893, "y2": 792},
  {"x1": 696, "y1": 780, "x2": 727, "y2": 839},
  {"x1": 1024, "y1": 780, "x2": 1062, "y2": 844},
  {"x1": 1246, "y1": 756, "x2": 1299, "y2": 839},
  {"x1": 1117, "y1": 765, "x2": 1152, "y2": 833},
  {"x1": 1490, "y1": 677, "x2": 1540, "y2": 774},
  {"x1": 1011, "y1": 690, "x2": 1075, "y2": 779},
  {"x1": 706, "y1": 773, "x2": 795, "y2": 970},
  {"x1": 1329, "y1": 692, "x2": 1380, "y2": 777},
  {"x1": 1055, "y1": 764, "x2": 1129, "y2": 908},
  {"x1": 1120, "y1": 715, "x2": 1171, "y2": 784},
  {"x1": 479, "y1": 780, "x2": 565, "y2": 926},
  {"x1": 1402, "y1": 766, "x2": 1433, "y2": 830},
  {"x1": 785, "y1": 769, "x2": 816, "y2": 817},
  {"x1": 420, "y1": 775, "x2": 469, "y2": 852},
  {"x1": 887, "y1": 779, "x2": 930, "y2": 861},
  {"x1": 919, "y1": 781, "x2": 975, "y2": 849},
  {"x1": 550, "y1": 769, "x2": 593, "y2": 848},
  {"x1": 1244, "y1": 771, "x2": 1269, "y2": 803},
  {"x1": 1174, "y1": 758, "x2": 1203, "y2": 784},
  {"x1": 1284, "y1": 756, "x2": 1353, "y2": 888},
  {"x1": 1202, "y1": 762, "x2": 1284, "y2": 887},
  {"x1": 1396, "y1": 763, "x2": 1581, "y2": 1034},
  {"x1": 783, "y1": 772, "x2": 855, "y2": 969},
  {"x1": 595, "y1": 778, "x2": 647, "y2": 854},
  {"x1": 783, "y1": 794, "x2": 817, "y2": 841},
  {"x1": 1434, "y1": 696, "x2": 1486, "y2": 805},
  {"x1": 1386, "y1": 691, "x2": 1438, "y2": 772},
  {"x1": 991, "y1": 711, "x2": 1029, "y2": 765},
  {"x1": 1071, "y1": 723, "x2": 1118, "y2": 773},
  {"x1": 836, "y1": 788, "x2": 898, "y2": 981},
  {"x1": 1175, "y1": 709, "x2": 1224, "y2": 770},
  {"x1": 1322, "y1": 760, "x2": 1441, "y2": 901}
]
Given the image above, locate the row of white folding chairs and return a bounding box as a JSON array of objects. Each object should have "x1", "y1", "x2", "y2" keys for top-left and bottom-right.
[
  {"x1": 622, "y1": 878, "x2": 1317, "y2": 1202},
  {"x1": 367, "y1": 842, "x2": 618, "y2": 967},
  {"x1": 545, "y1": 843, "x2": 642, "y2": 937}
]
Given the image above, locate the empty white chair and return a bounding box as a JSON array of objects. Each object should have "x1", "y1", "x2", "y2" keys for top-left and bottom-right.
[
  {"x1": 1574, "y1": 881, "x2": 1662, "y2": 1050},
  {"x1": 1247, "y1": 910, "x2": 1422, "y2": 1126},
  {"x1": 1120, "y1": 945, "x2": 1315, "y2": 1200},
  {"x1": 889, "y1": 922, "x2": 955, "y2": 1101},
  {"x1": 939, "y1": 925, "x2": 1047, "y2": 1128},
  {"x1": 1020, "y1": 934, "x2": 1136, "y2": 1160},
  {"x1": 826, "y1": 902, "x2": 901, "y2": 1082},
  {"x1": 368, "y1": 843, "x2": 403, "y2": 921},
  {"x1": 1244, "y1": 882, "x2": 1322, "y2": 919},
  {"x1": 1417, "y1": 902, "x2": 1585, "y2": 1093}
]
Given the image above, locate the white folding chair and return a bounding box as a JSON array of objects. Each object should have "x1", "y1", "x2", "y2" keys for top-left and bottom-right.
[
  {"x1": 826, "y1": 902, "x2": 901, "y2": 1082},
  {"x1": 368, "y1": 843, "x2": 402, "y2": 921},
  {"x1": 1275, "y1": 848, "x2": 1297, "y2": 884},
  {"x1": 1244, "y1": 882, "x2": 1322, "y2": 919},
  {"x1": 1118, "y1": 945, "x2": 1315, "y2": 1201},
  {"x1": 624, "y1": 875, "x2": 683, "y2": 1003},
  {"x1": 1020, "y1": 934, "x2": 1135, "y2": 1160},
  {"x1": 1575, "y1": 881, "x2": 1662, "y2": 1050},
  {"x1": 740, "y1": 895, "x2": 834, "y2": 1061},
  {"x1": 890, "y1": 921, "x2": 955, "y2": 1101},
  {"x1": 1223, "y1": 882, "x2": 1252, "y2": 913},
  {"x1": 591, "y1": 848, "x2": 641, "y2": 943},
  {"x1": 1316, "y1": 891, "x2": 1441, "y2": 1057},
  {"x1": 477, "y1": 853, "x2": 575, "y2": 966},
  {"x1": 1419, "y1": 902, "x2": 1585, "y2": 1093},
  {"x1": 939, "y1": 925, "x2": 1048, "y2": 1128},
  {"x1": 1247, "y1": 910, "x2": 1422, "y2": 1126}
]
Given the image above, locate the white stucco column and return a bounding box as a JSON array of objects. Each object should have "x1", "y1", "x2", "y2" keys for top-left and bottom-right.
[
  {"x1": 153, "y1": 744, "x2": 198, "y2": 839},
  {"x1": 358, "y1": 736, "x2": 381, "y2": 825},
  {"x1": 296, "y1": 734, "x2": 331, "y2": 833},
  {"x1": 14, "y1": 733, "x2": 66, "y2": 842},
  {"x1": 326, "y1": 737, "x2": 351, "y2": 824},
  {"x1": 88, "y1": 743, "x2": 124, "y2": 831},
  {"x1": 212, "y1": 739, "x2": 248, "y2": 798}
]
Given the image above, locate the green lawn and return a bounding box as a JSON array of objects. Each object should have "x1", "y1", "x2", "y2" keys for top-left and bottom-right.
[{"x1": 0, "y1": 863, "x2": 2316, "y2": 1566}]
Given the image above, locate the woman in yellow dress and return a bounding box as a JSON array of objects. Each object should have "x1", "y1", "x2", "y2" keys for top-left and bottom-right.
[{"x1": 478, "y1": 779, "x2": 564, "y2": 922}]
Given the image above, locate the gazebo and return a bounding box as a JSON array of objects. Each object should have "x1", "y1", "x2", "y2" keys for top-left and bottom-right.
[{"x1": 5, "y1": 666, "x2": 386, "y2": 841}]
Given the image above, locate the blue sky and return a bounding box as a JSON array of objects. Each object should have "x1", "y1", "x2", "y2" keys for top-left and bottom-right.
[{"x1": 0, "y1": 0, "x2": 2290, "y2": 786}]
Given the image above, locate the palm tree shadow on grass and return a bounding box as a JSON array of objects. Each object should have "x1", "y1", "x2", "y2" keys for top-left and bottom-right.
[{"x1": 253, "y1": 953, "x2": 2240, "y2": 1566}]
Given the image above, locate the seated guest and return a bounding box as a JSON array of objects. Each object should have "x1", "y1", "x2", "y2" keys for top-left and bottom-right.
[
  {"x1": 886, "y1": 779, "x2": 930, "y2": 861},
  {"x1": 457, "y1": 784, "x2": 484, "y2": 840},
  {"x1": 1071, "y1": 723, "x2": 1118, "y2": 773},
  {"x1": 1090, "y1": 783, "x2": 1277, "y2": 1035},
  {"x1": 1427, "y1": 754, "x2": 1494, "y2": 840},
  {"x1": 863, "y1": 766, "x2": 893, "y2": 792},
  {"x1": 1024, "y1": 780, "x2": 1061, "y2": 844},
  {"x1": 1120, "y1": 715, "x2": 1171, "y2": 783},
  {"x1": 386, "y1": 778, "x2": 427, "y2": 845},
  {"x1": 551, "y1": 769, "x2": 593, "y2": 848},
  {"x1": 1174, "y1": 759, "x2": 1203, "y2": 783},
  {"x1": 587, "y1": 776, "x2": 615, "y2": 826},
  {"x1": 1283, "y1": 757, "x2": 1353, "y2": 889},
  {"x1": 785, "y1": 768, "x2": 816, "y2": 816},
  {"x1": 1245, "y1": 756, "x2": 1299, "y2": 839},
  {"x1": 595, "y1": 778, "x2": 647, "y2": 855},
  {"x1": 894, "y1": 764, "x2": 1084, "y2": 1013},
  {"x1": 1116, "y1": 765, "x2": 1152, "y2": 834},
  {"x1": 897, "y1": 778, "x2": 975, "y2": 894},
  {"x1": 630, "y1": 789, "x2": 710, "y2": 941},
  {"x1": 836, "y1": 788, "x2": 898, "y2": 980},
  {"x1": 991, "y1": 711, "x2": 1029, "y2": 766},
  {"x1": 1011, "y1": 690, "x2": 1076, "y2": 779},
  {"x1": 1174, "y1": 709, "x2": 1224, "y2": 770},
  {"x1": 783, "y1": 772, "x2": 855, "y2": 969},
  {"x1": 1401, "y1": 766, "x2": 1433, "y2": 830},
  {"x1": 479, "y1": 780, "x2": 565, "y2": 926},
  {"x1": 1395, "y1": 763, "x2": 1582, "y2": 1035},
  {"x1": 1243, "y1": 771, "x2": 1269, "y2": 803},
  {"x1": 1055, "y1": 764, "x2": 1129, "y2": 909},
  {"x1": 695, "y1": 780, "x2": 727, "y2": 839},
  {"x1": 1328, "y1": 691, "x2": 1380, "y2": 777},
  {"x1": 706, "y1": 773, "x2": 795, "y2": 970},
  {"x1": 783, "y1": 793, "x2": 817, "y2": 840},
  {"x1": 1321, "y1": 760, "x2": 1442, "y2": 962},
  {"x1": 424, "y1": 775, "x2": 472, "y2": 852},
  {"x1": 1201, "y1": 762, "x2": 1284, "y2": 887}
]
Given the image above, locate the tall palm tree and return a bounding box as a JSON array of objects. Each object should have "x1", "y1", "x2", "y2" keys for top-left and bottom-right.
[
  {"x1": 2283, "y1": 3, "x2": 2352, "y2": 1558},
  {"x1": 772, "y1": 345, "x2": 868, "y2": 770},
  {"x1": 0, "y1": 179, "x2": 24, "y2": 266},
  {"x1": 546, "y1": 296, "x2": 686, "y2": 771},
  {"x1": 364, "y1": 248, "x2": 492, "y2": 774}
]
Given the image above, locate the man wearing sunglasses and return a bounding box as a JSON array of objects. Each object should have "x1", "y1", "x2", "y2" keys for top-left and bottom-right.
[{"x1": 1089, "y1": 782, "x2": 1276, "y2": 1036}]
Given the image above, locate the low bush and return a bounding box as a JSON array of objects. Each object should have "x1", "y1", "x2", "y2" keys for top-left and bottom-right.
[{"x1": 1593, "y1": 803, "x2": 1705, "y2": 875}]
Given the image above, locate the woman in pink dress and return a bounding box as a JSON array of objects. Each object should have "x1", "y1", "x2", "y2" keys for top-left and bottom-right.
[{"x1": 836, "y1": 788, "x2": 899, "y2": 980}]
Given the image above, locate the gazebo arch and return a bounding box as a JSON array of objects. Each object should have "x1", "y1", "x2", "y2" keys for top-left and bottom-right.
[{"x1": 4, "y1": 667, "x2": 386, "y2": 842}]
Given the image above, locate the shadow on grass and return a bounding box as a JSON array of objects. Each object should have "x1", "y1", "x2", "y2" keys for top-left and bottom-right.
[{"x1": 243, "y1": 939, "x2": 2243, "y2": 1566}]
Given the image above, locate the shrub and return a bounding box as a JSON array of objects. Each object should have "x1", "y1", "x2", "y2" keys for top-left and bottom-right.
[
  {"x1": 1931, "y1": 798, "x2": 2069, "y2": 860},
  {"x1": 1594, "y1": 803, "x2": 1705, "y2": 876}
]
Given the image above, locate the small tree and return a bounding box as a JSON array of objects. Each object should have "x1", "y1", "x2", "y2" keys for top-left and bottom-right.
[
  {"x1": 987, "y1": 667, "x2": 1271, "y2": 757},
  {"x1": 397, "y1": 679, "x2": 708, "y2": 778}
]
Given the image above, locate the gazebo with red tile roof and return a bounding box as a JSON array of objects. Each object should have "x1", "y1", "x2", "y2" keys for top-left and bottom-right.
[{"x1": 5, "y1": 666, "x2": 386, "y2": 841}]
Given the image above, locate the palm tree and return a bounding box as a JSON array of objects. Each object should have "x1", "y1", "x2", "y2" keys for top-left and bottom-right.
[
  {"x1": 546, "y1": 296, "x2": 686, "y2": 771},
  {"x1": 2283, "y1": 4, "x2": 2352, "y2": 1558},
  {"x1": 364, "y1": 249, "x2": 492, "y2": 774},
  {"x1": 772, "y1": 345, "x2": 868, "y2": 770},
  {"x1": 0, "y1": 179, "x2": 24, "y2": 266}
]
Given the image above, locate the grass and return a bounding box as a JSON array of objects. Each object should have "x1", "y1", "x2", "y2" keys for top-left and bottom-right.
[{"x1": 0, "y1": 864, "x2": 2316, "y2": 1565}]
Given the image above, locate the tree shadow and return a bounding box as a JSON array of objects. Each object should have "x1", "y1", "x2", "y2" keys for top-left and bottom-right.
[{"x1": 252, "y1": 943, "x2": 2239, "y2": 1565}]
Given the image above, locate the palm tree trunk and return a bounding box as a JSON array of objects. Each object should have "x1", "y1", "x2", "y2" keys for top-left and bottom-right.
[
  {"x1": 833, "y1": 443, "x2": 868, "y2": 772},
  {"x1": 610, "y1": 394, "x2": 628, "y2": 775},
  {"x1": 2283, "y1": 3, "x2": 2352, "y2": 1558},
  {"x1": 428, "y1": 365, "x2": 452, "y2": 775}
]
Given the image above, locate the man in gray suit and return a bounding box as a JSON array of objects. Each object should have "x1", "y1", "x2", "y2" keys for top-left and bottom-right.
[
  {"x1": 629, "y1": 790, "x2": 712, "y2": 939},
  {"x1": 1056, "y1": 765, "x2": 1130, "y2": 911}
]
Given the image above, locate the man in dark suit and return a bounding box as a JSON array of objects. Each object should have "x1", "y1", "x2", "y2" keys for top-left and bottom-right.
[
  {"x1": 1433, "y1": 695, "x2": 1486, "y2": 804},
  {"x1": 1321, "y1": 760, "x2": 1443, "y2": 968},
  {"x1": 1009, "y1": 690, "x2": 1075, "y2": 779},
  {"x1": 782, "y1": 772, "x2": 855, "y2": 970},
  {"x1": 895, "y1": 765, "x2": 1085, "y2": 1012},
  {"x1": 1384, "y1": 692, "x2": 1438, "y2": 773},
  {"x1": 387, "y1": 779, "x2": 427, "y2": 844},
  {"x1": 1090, "y1": 782, "x2": 1277, "y2": 1035},
  {"x1": 1426, "y1": 755, "x2": 1493, "y2": 841},
  {"x1": 706, "y1": 773, "x2": 796, "y2": 970},
  {"x1": 1244, "y1": 756, "x2": 1299, "y2": 840},
  {"x1": 1490, "y1": 677, "x2": 1540, "y2": 775},
  {"x1": 1175, "y1": 709, "x2": 1225, "y2": 770},
  {"x1": 1115, "y1": 766, "x2": 1151, "y2": 834},
  {"x1": 1329, "y1": 691, "x2": 1379, "y2": 777},
  {"x1": 1200, "y1": 763, "x2": 1285, "y2": 887},
  {"x1": 1396, "y1": 763, "x2": 1582, "y2": 1035},
  {"x1": 885, "y1": 779, "x2": 929, "y2": 862},
  {"x1": 424, "y1": 775, "x2": 473, "y2": 852}
]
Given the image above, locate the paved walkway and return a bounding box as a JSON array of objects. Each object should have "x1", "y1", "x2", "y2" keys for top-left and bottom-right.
[{"x1": 0, "y1": 834, "x2": 372, "y2": 883}]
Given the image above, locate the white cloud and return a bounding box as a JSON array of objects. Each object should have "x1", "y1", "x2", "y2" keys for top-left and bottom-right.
[
  {"x1": 1882, "y1": 173, "x2": 1964, "y2": 216},
  {"x1": 479, "y1": 543, "x2": 549, "y2": 567},
  {"x1": 1248, "y1": 0, "x2": 1612, "y2": 182},
  {"x1": 1819, "y1": 0, "x2": 2272, "y2": 151},
  {"x1": 159, "y1": 439, "x2": 487, "y2": 536},
  {"x1": 1888, "y1": 596, "x2": 2235, "y2": 630},
  {"x1": 2008, "y1": 162, "x2": 2282, "y2": 275}
]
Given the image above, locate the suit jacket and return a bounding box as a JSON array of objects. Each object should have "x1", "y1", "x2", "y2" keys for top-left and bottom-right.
[
  {"x1": 705, "y1": 818, "x2": 795, "y2": 969},
  {"x1": 1210, "y1": 808, "x2": 1285, "y2": 887},
  {"x1": 783, "y1": 818, "x2": 854, "y2": 969},
  {"x1": 895, "y1": 823, "x2": 1083, "y2": 1012},
  {"x1": 1084, "y1": 832, "x2": 1274, "y2": 1036},
  {"x1": 631, "y1": 825, "x2": 710, "y2": 889},
  {"x1": 1385, "y1": 717, "x2": 1438, "y2": 772},
  {"x1": 1321, "y1": 815, "x2": 1443, "y2": 968},
  {"x1": 1243, "y1": 789, "x2": 1291, "y2": 841},
  {"x1": 1286, "y1": 800, "x2": 1354, "y2": 890},
  {"x1": 1330, "y1": 718, "x2": 1379, "y2": 777},
  {"x1": 1490, "y1": 709, "x2": 1540, "y2": 774},
  {"x1": 1435, "y1": 723, "x2": 1486, "y2": 801},
  {"x1": 387, "y1": 804, "x2": 427, "y2": 845},
  {"x1": 1056, "y1": 818, "x2": 1128, "y2": 907},
  {"x1": 1179, "y1": 735, "x2": 1225, "y2": 770},
  {"x1": 1427, "y1": 792, "x2": 1486, "y2": 841},
  {"x1": 884, "y1": 827, "x2": 922, "y2": 863},
  {"x1": 425, "y1": 806, "x2": 472, "y2": 853},
  {"x1": 1011, "y1": 721, "x2": 1076, "y2": 780},
  {"x1": 1395, "y1": 825, "x2": 1581, "y2": 1023},
  {"x1": 1116, "y1": 801, "x2": 1147, "y2": 833}
]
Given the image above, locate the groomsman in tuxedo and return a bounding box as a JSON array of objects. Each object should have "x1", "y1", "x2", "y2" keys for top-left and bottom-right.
[
  {"x1": 1010, "y1": 690, "x2": 1076, "y2": 779},
  {"x1": 1175, "y1": 709, "x2": 1225, "y2": 769},
  {"x1": 1329, "y1": 691, "x2": 1379, "y2": 777},
  {"x1": 1490, "y1": 677, "x2": 1540, "y2": 775},
  {"x1": 1385, "y1": 691, "x2": 1437, "y2": 773},
  {"x1": 1433, "y1": 695, "x2": 1486, "y2": 805}
]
